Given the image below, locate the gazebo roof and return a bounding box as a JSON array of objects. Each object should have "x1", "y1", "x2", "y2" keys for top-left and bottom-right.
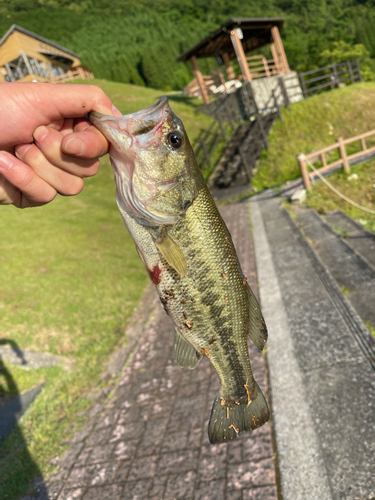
[{"x1": 177, "y1": 17, "x2": 285, "y2": 62}]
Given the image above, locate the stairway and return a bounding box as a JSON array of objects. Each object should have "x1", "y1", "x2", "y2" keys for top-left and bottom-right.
[
  {"x1": 250, "y1": 191, "x2": 375, "y2": 500},
  {"x1": 209, "y1": 112, "x2": 278, "y2": 193},
  {"x1": 296, "y1": 208, "x2": 375, "y2": 331}
]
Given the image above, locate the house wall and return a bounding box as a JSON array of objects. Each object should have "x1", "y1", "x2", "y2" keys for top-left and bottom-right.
[
  {"x1": 14, "y1": 31, "x2": 80, "y2": 69},
  {"x1": 0, "y1": 32, "x2": 21, "y2": 66},
  {"x1": 0, "y1": 30, "x2": 81, "y2": 83}
]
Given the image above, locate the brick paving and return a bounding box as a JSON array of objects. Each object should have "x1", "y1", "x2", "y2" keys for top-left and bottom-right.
[{"x1": 40, "y1": 202, "x2": 278, "y2": 500}]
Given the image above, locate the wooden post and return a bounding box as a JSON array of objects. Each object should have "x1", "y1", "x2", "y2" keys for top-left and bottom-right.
[
  {"x1": 5, "y1": 63, "x2": 15, "y2": 82},
  {"x1": 337, "y1": 137, "x2": 350, "y2": 173},
  {"x1": 297, "y1": 154, "x2": 311, "y2": 191},
  {"x1": 361, "y1": 137, "x2": 367, "y2": 151},
  {"x1": 347, "y1": 60, "x2": 354, "y2": 84},
  {"x1": 321, "y1": 153, "x2": 327, "y2": 168},
  {"x1": 222, "y1": 52, "x2": 235, "y2": 80},
  {"x1": 270, "y1": 43, "x2": 281, "y2": 74},
  {"x1": 299, "y1": 73, "x2": 308, "y2": 99},
  {"x1": 271, "y1": 26, "x2": 290, "y2": 73},
  {"x1": 332, "y1": 63, "x2": 340, "y2": 88},
  {"x1": 190, "y1": 56, "x2": 210, "y2": 105},
  {"x1": 230, "y1": 29, "x2": 252, "y2": 82},
  {"x1": 19, "y1": 51, "x2": 33, "y2": 78}
]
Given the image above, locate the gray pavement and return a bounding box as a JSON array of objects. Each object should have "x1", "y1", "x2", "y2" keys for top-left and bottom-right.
[
  {"x1": 251, "y1": 191, "x2": 375, "y2": 500},
  {"x1": 33, "y1": 202, "x2": 278, "y2": 500},
  {"x1": 296, "y1": 208, "x2": 375, "y2": 331}
]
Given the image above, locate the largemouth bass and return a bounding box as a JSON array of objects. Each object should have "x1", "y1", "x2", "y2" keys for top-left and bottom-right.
[{"x1": 89, "y1": 97, "x2": 269, "y2": 443}]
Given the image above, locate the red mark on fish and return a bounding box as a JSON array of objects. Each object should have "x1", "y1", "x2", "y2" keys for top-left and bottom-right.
[{"x1": 149, "y1": 264, "x2": 162, "y2": 285}]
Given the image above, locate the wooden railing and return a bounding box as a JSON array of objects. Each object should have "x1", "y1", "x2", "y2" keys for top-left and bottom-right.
[
  {"x1": 297, "y1": 129, "x2": 375, "y2": 190},
  {"x1": 298, "y1": 61, "x2": 362, "y2": 99},
  {"x1": 51, "y1": 67, "x2": 94, "y2": 84},
  {"x1": 246, "y1": 55, "x2": 284, "y2": 80}
]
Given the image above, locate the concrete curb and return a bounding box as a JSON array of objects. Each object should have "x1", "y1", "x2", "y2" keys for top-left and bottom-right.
[{"x1": 250, "y1": 197, "x2": 333, "y2": 500}]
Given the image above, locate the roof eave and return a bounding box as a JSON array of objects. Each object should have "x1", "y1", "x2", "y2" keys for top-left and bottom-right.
[
  {"x1": 177, "y1": 17, "x2": 285, "y2": 62},
  {"x1": 0, "y1": 24, "x2": 81, "y2": 60}
]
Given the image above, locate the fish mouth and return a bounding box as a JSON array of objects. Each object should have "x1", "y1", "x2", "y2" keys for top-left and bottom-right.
[{"x1": 88, "y1": 96, "x2": 171, "y2": 146}]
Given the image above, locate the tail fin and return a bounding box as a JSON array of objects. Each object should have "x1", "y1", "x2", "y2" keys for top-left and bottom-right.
[{"x1": 208, "y1": 383, "x2": 269, "y2": 444}]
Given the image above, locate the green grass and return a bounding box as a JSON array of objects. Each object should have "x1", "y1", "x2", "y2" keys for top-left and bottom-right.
[
  {"x1": 0, "y1": 79, "x2": 213, "y2": 500},
  {"x1": 304, "y1": 160, "x2": 375, "y2": 233},
  {"x1": 252, "y1": 82, "x2": 375, "y2": 192}
]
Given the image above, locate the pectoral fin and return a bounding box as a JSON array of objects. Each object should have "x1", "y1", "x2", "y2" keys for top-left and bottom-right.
[
  {"x1": 174, "y1": 329, "x2": 202, "y2": 369},
  {"x1": 155, "y1": 232, "x2": 187, "y2": 277}
]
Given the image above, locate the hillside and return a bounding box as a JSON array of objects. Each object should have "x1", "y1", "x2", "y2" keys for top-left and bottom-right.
[
  {"x1": 253, "y1": 82, "x2": 375, "y2": 190},
  {"x1": 0, "y1": 0, "x2": 375, "y2": 90},
  {"x1": 251, "y1": 82, "x2": 375, "y2": 233}
]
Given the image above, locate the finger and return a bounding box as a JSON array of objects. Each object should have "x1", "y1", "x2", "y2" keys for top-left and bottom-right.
[
  {"x1": 33, "y1": 125, "x2": 100, "y2": 176},
  {"x1": 58, "y1": 118, "x2": 75, "y2": 136},
  {"x1": 0, "y1": 83, "x2": 122, "y2": 149},
  {"x1": 15, "y1": 143, "x2": 85, "y2": 196},
  {"x1": 0, "y1": 151, "x2": 57, "y2": 207},
  {"x1": 62, "y1": 126, "x2": 109, "y2": 159}
]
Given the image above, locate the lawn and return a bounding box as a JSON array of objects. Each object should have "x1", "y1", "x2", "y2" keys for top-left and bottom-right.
[
  {"x1": 252, "y1": 82, "x2": 375, "y2": 192},
  {"x1": 304, "y1": 159, "x2": 375, "y2": 233},
  {"x1": 0, "y1": 79, "x2": 213, "y2": 499}
]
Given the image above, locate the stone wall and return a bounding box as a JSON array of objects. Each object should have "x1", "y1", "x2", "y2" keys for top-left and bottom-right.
[{"x1": 250, "y1": 71, "x2": 303, "y2": 114}]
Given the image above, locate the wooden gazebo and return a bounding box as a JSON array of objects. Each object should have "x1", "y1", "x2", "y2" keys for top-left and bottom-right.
[{"x1": 178, "y1": 18, "x2": 290, "y2": 104}]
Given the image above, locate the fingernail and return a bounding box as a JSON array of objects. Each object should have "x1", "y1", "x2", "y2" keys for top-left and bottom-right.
[
  {"x1": 64, "y1": 137, "x2": 85, "y2": 156},
  {"x1": 33, "y1": 126, "x2": 49, "y2": 143},
  {"x1": 15, "y1": 144, "x2": 32, "y2": 157},
  {"x1": 112, "y1": 104, "x2": 123, "y2": 117},
  {"x1": 0, "y1": 152, "x2": 14, "y2": 171}
]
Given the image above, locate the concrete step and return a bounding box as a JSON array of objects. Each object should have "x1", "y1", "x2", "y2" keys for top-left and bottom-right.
[
  {"x1": 325, "y1": 210, "x2": 375, "y2": 268},
  {"x1": 296, "y1": 208, "x2": 375, "y2": 329},
  {"x1": 250, "y1": 191, "x2": 375, "y2": 500}
]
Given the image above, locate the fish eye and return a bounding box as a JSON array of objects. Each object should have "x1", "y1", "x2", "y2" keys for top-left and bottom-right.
[{"x1": 168, "y1": 132, "x2": 183, "y2": 149}]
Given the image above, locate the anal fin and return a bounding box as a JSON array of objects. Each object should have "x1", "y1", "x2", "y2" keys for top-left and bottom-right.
[
  {"x1": 174, "y1": 329, "x2": 202, "y2": 369},
  {"x1": 247, "y1": 286, "x2": 268, "y2": 351}
]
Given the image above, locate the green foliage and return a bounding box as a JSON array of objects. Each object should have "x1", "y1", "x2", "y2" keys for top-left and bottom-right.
[
  {"x1": 319, "y1": 40, "x2": 375, "y2": 81},
  {"x1": 0, "y1": 0, "x2": 375, "y2": 88}
]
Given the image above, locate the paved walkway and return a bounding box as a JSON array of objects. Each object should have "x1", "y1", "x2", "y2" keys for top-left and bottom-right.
[
  {"x1": 40, "y1": 203, "x2": 278, "y2": 500},
  {"x1": 251, "y1": 191, "x2": 375, "y2": 500}
]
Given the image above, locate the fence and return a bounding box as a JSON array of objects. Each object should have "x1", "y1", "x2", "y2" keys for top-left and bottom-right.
[
  {"x1": 198, "y1": 81, "x2": 258, "y2": 123},
  {"x1": 299, "y1": 61, "x2": 362, "y2": 99},
  {"x1": 194, "y1": 102, "x2": 236, "y2": 171},
  {"x1": 297, "y1": 129, "x2": 375, "y2": 190},
  {"x1": 51, "y1": 67, "x2": 94, "y2": 84},
  {"x1": 239, "y1": 80, "x2": 287, "y2": 181}
]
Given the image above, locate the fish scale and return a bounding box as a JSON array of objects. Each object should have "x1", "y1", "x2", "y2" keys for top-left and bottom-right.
[{"x1": 89, "y1": 97, "x2": 269, "y2": 444}]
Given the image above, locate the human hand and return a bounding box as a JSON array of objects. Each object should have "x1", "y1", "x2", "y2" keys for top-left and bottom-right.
[{"x1": 0, "y1": 82, "x2": 122, "y2": 208}]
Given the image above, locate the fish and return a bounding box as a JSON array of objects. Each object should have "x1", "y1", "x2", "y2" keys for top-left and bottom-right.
[{"x1": 89, "y1": 97, "x2": 269, "y2": 444}]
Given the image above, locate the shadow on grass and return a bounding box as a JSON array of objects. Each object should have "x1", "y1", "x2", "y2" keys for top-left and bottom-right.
[{"x1": 0, "y1": 339, "x2": 48, "y2": 500}]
